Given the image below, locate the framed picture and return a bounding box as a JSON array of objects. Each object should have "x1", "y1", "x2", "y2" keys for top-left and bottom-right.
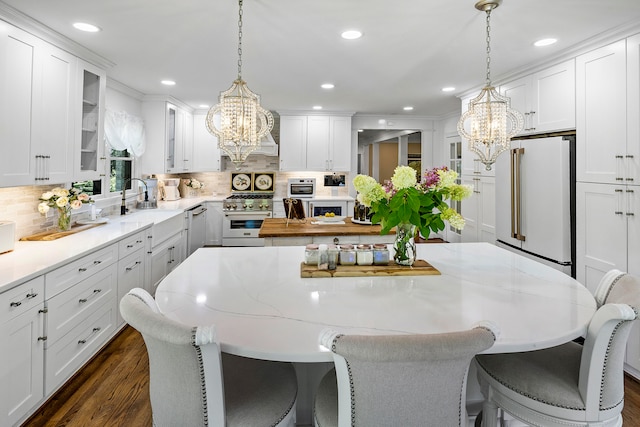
[{"x1": 253, "y1": 172, "x2": 275, "y2": 192}]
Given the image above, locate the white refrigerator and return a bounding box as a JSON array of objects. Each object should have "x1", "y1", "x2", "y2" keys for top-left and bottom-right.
[{"x1": 495, "y1": 135, "x2": 574, "y2": 276}]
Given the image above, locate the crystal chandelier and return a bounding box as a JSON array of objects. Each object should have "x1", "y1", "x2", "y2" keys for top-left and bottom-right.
[
  {"x1": 206, "y1": 0, "x2": 274, "y2": 169},
  {"x1": 457, "y1": 0, "x2": 524, "y2": 171}
]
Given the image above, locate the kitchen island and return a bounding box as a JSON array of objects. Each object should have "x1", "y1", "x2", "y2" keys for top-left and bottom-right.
[{"x1": 258, "y1": 217, "x2": 395, "y2": 246}]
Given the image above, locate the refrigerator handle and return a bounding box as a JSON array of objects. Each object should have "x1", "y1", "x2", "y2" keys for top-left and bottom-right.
[
  {"x1": 512, "y1": 148, "x2": 526, "y2": 242},
  {"x1": 510, "y1": 149, "x2": 517, "y2": 239}
]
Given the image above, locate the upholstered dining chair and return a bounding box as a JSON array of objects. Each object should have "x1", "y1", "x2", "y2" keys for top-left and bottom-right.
[
  {"x1": 313, "y1": 323, "x2": 498, "y2": 427},
  {"x1": 475, "y1": 270, "x2": 640, "y2": 427},
  {"x1": 120, "y1": 288, "x2": 298, "y2": 427}
]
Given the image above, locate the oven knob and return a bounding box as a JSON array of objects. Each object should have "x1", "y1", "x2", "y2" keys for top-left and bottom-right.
[{"x1": 232, "y1": 203, "x2": 237, "y2": 210}]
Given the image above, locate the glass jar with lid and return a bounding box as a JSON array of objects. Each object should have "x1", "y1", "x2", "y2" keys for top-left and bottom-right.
[
  {"x1": 372, "y1": 243, "x2": 390, "y2": 265},
  {"x1": 356, "y1": 244, "x2": 373, "y2": 265},
  {"x1": 339, "y1": 244, "x2": 357, "y2": 266},
  {"x1": 304, "y1": 244, "x2": 319, "y2": 265}
]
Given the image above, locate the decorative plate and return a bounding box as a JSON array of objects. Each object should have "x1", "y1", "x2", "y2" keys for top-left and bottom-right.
[
  {"x1": 253, "y1": 173, "x2": 274, "y2": 191},
  {"x1": 231, "y1": 173, "x2": 252, "y2": 191},
  {"x1": 254, "y1": 173, "x2": 275, "y2": 191}
]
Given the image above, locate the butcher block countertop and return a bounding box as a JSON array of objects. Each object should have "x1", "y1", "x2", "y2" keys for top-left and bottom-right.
[{"x1": 258, "y1": 217, "x2": 394, "y2": 238}]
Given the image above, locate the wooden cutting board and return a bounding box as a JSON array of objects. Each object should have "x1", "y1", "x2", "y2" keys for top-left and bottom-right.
[
  {"x1": 300, "y1": 259, "x2": 440, "y2": 278},
  {"x1": 20, "y1": 222, "x2": 107, "y2": 241}
]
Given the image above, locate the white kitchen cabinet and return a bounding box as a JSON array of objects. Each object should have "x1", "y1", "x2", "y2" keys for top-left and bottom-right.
[
  {"x1": 116, "y1": 249, "x2": 145, "y2": 326},
  {"x1": 166, "y1": 104, "x2": 194, "y2": 173},
  {"x1": 460, "y1": 175, "x2": 496, "y2": 244},
  {"x1": 279, "y1": 115, "x2": 308, "y2": 171},
  {"x1": 192, "y1": 113, "x2": 222, "y2": 171},
  {"x1": 74, "y1": 60, "x2": 107, "y2": 181},
  {"x1": 140, "y1": 100, "x2": 194, "y2": 175},
  {"x1": 500, "y1": 59, "x2": 575, "y2": 135},
  {"x1": 44, "y1": 249, "x2": 118, "y2": 395},
  {"x1": 205, "y1": 201, "x2": 224, "y2": 246},
  {"x1": 0, "y1": 22, "x2": 75, "y2": 187},
  {"x1": 0, "y1": 276, "x2": 45, "y2": 427},
  {"x1": 150, "y1": 231, "x2": 183, "y2": 295},
  {"x1": 576, "y1": 39, "x2": 637, "y2": 184},
  {"x1": 576, "y1": 182, "x2": 639, "y2": 292},
  {"x1": 279, "y1": 114, "x2": 352, "y2": 172}
]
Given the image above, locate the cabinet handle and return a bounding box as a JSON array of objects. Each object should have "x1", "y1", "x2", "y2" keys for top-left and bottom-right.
[
  {"x1": 9, "y1": 292, "x2": 38, "y2": 307},
  {"x1": 126, "y1": 261, "x2": 142, "y2": 271},
  {"x1": 78, "y1": 327, "x2": 101, "y2": 345},
  {"x1": 627, "y1": 189, "x2": 635, "y2": 216},
  {"x1": 126, "y1": 241, "x2": 142, "y2": 248},
  {"x1": 39, "y1": 308, "x2": 48, "y2": 314},
  {"x1": 38, "y1": 336, "x2": 48, "y2": 342},
  {"x1": 615, "y1": 155, "x2": 625, "y2": 181},
  {"x1": 79, "y1": 289, "x2": 102, "y2": 304},
  {"x1": 615, "y1": 188, "x2": 624, "y2": 215},
  {"x1": 78, "y1": 268, "x2": 87, "y2": 272}
]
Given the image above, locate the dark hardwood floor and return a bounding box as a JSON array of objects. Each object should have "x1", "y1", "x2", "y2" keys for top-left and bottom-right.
[{"x1": 21, "y1": 326, "x2": 640, "y2": 426}]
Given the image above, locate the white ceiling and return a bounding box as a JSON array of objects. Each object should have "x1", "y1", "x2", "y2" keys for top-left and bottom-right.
[{"x1": 3, "y1": 0, "x2": 640, "y2": 118}]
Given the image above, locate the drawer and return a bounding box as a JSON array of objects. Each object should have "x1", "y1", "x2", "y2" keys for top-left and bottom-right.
[
  {"x1": 45, "y1": 301, "x2": 115, "y2": 395},
  {"x1": 46, "y1": 263, "x2": 117, "y2": 345},
  {"x1": 0, "y1": 276, "x2": 44, "y2": 324},
  {"x1": 45, "y1": 244, "x2": 117, "y2": 298},
  {"x1": 117, "y1": 250, "x2": 146, "y2": 326},
  {"x1": 118, "y1": 231, "x2": 146, "y2": 259}
]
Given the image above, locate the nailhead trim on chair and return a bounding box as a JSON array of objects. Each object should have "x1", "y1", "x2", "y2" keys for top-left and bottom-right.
[
  {"x1": 599, "y1": 320, "x2": 628, "y2": 411},
  {"x1": 477, "y1": 319, "x2": 630, "y2": 413},
  {"x1": 191, "y1": 328, "x2": 209, "y2": 427}
]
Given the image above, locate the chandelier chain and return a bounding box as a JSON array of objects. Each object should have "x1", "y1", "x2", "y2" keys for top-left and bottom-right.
[
  {"x1": 237, "y1": 0, "x2": 243, "y2": 79},
  {"x1": 485, "y1": 8, "x2": 492, "y2": 85}
]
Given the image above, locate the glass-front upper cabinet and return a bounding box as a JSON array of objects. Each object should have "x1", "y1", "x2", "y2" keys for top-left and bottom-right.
[
  {"x1": 75, "y1": 60, "x2": 106, "y2": 181},
  {"x1": 448, "y1": 135, "x2": 463, "y2": 241}
]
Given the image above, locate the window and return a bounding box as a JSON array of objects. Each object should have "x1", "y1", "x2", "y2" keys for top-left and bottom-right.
[
  {"x1": 110, "y1": 148, "x2": 133, "y2": 193},
  {"x1": 72, "y1": 179, "x2": 102, "y2": 196}
]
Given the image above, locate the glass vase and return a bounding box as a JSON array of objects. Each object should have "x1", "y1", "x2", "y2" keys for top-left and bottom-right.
[
  {"x1": 393, "y1": 222, "x2": 416, "y2": 266},
  {"x1": 57, "y1": 207, "x2": 72, "y2": 232}
]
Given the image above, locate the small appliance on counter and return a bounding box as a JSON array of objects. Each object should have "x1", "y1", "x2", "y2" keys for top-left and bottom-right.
[
  {"x1": 287, "y1": 178, "x2": 315, "y2": 198},
  {"x1": 161, "y1": 178, "x2": 181, "y2": 201},
  {"x1": 0, "y1": 221, "x2": 16, "y2": 254}
]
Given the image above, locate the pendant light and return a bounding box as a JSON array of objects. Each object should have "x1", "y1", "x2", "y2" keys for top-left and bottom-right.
[
  {"x1": 457, "y1": 0, "x2": 524, "y2": 171},
  {"x1": 205, "y1": 0, "x2": 274, "y2": 170}
]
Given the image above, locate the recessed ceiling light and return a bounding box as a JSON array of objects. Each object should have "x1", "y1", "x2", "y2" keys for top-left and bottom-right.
[
  {"x1": 341, "y1": 30, "x2": 362, "y2": 40},
  {"x1": 73, "y1": 22, "x2": 101, "y2": 32},
  {"x1": 312, "y1": 105, "x2": 323, "y2": 110},
  {"x1": 161, "y1": 80, "x2": 176, "y2": 86},
  {"x1": 403, "y1": 106, "x2": 414, "y2": 111},
  {"x1": 442, "y1": 87, "x2": 456, "y2": 92},
  {"x1": 199, "y1": 104, "x2": 210, "y2": 109},
  {"x1": 321, "y1": 83, "x2": 335, "y2": 89},
  {"x1": 534, "y1": 38, "x2": 557, "y2": 47}
]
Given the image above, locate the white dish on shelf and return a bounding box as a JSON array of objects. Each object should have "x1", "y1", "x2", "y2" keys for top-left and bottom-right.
[{"x1": 314, "y1": 215, "x2": 346, "y2": 223}]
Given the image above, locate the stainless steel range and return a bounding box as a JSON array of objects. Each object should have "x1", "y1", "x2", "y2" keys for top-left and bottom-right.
[{"x1": 222, "y1": 193, "x2": 273, "y2": 246}]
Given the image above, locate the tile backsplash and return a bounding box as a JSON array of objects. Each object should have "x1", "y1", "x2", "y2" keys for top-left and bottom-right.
[{"x1": 0, "y1": 163, "x2": 351, "y2": 240}]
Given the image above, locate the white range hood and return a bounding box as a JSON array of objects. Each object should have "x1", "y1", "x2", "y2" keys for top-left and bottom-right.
[{"x1": 220, "y1": 131, "x2": 278, "y2": 157}]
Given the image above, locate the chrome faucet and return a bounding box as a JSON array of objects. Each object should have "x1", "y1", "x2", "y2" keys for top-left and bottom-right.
[{"x1": 121, "y1": 178, "x2": 148, "y2": 215}]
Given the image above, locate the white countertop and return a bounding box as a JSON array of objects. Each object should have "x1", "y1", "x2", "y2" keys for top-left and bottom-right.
[
  {"x1": 155, "y1": 243, "x2": 597, "y2": 363},
  {"x1": 0, "y1": 205, "x2": 196, "y2": 293}
]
